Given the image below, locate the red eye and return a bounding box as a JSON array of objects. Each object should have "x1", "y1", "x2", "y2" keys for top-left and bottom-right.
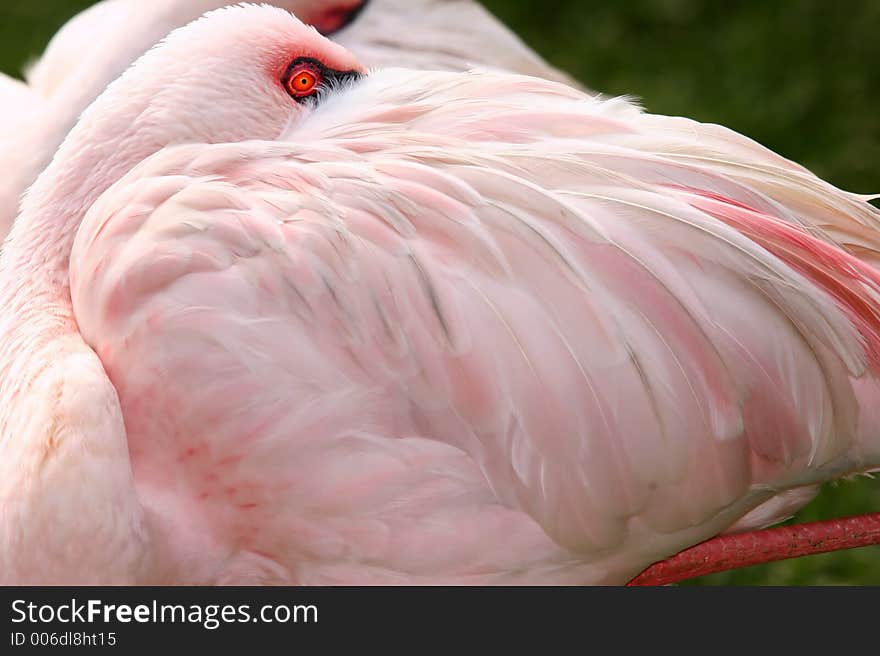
[{"x1": 285, "y1": 67, "x2": 321, "y2": 98}]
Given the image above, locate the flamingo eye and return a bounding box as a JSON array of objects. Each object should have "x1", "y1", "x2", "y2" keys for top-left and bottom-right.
[
  {"x1": 283, "y1": 64, "x2": 322, "y2": 100},
  {"x1": 282, "y1": 57, "x2": 364, "y2": 103}
]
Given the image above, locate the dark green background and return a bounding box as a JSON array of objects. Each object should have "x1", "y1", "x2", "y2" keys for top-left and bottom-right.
[{"x1": 1, "y1": 0, "x2": 878, "y2": 585}]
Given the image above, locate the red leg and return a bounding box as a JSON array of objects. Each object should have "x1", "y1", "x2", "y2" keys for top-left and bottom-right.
[{"x1": 627, "y1": 512, "x2": 880, "y2": 586}]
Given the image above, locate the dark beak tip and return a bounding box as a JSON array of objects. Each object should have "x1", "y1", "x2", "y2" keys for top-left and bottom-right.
[{"x1": 313, "y1": 0, "x2": 372, "y2": 37}]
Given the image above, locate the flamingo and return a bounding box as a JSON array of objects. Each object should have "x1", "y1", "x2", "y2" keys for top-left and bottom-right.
[
  {"x1": 0, "y1": 75, "x2": 36, "y2": 123},
  {"x1": 25, "y1": 0, "x2": 576, "y2": 97},
  {"x1": 1, "y1": 4, "x2": 879, "y2": 585},
  {"x1": 0, "y1": 0, "x2": 576, "y2": 238},
  {"x1": 0, "y1": 77, "x2": 37, "y2": 165}
]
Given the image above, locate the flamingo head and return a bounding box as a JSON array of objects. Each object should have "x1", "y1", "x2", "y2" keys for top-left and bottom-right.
[
  {"x1": 76, "y1": 4, "x2": 366, "y2": 152},
  {"x1": 15, "y1": 4, "x2": 366, "y2": 256}
]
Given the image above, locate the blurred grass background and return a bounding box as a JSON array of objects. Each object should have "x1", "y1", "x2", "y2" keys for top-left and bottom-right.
[{"x1": 1, "y1": 0, "x2": 878, "y2": 584}]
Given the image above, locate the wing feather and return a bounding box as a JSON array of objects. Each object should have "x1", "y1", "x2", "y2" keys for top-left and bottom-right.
[{"x1": 68, "y1": 70, "x2": 880, "y2": 580}]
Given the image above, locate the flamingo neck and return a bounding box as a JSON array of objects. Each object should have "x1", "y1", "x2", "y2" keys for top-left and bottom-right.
[
  {"x1": 5, "y1": 137, "x2": 142, "y2": 284},
  {"x1": 0, "y1": 106, "x2": 160, "y2": 405},
  {"x1": 0, "y1": 87, "x2": 168, "y2": 583},
  {"x1": 0, "y1": 0, "x2": 223, "y2": 237},
  {"x1": 44, "y1": 0, "x2": 218, "y2": 122}
]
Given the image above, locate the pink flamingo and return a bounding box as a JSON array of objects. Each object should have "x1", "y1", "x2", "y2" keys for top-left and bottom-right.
[
  {"x1": 1, "y1": 4, "x2": 878, "y2": 584},
  {"x1": 0, "y1": 75, "x2": 35, "y2": 123},
  {"x1": 0, "y1": 0, "x2": 575, "y2": 238},
  {"x1": 26, "y1": 0, "x2": 575, "y2": 96}
]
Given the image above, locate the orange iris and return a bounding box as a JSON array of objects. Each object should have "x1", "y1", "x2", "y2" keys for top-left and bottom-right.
[{"x1": 287, "y1": 69, "x2": 319, "y2": 97}]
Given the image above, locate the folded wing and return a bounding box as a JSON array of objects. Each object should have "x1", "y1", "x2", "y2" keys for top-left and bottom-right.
[{"x1": 69, "y1": 70, "x2": 880, "y2": 583}]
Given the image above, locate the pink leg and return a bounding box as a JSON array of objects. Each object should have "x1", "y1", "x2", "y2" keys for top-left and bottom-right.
[{"x1": 628, "y1": 513, "x2": 880, "y2": 586}]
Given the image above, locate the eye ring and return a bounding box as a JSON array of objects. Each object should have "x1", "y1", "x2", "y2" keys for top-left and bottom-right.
[
  {"x1": 282, "y1": 57, "x2": 364, "y2": 104},
  {"x1": 283, "y1": 63, "x2": 323, "y2": 100}
]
